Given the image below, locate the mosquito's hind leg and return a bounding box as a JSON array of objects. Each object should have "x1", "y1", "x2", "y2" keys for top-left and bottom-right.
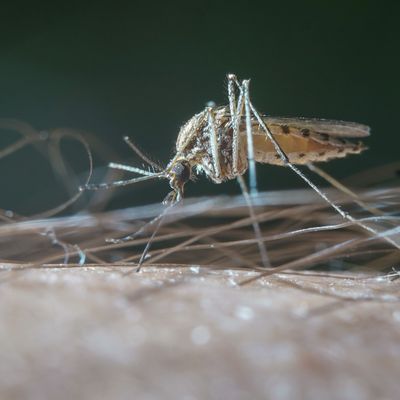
[
  {"x1": 246, "y1": 98, "x2": 349, "y2": 220},
  {"x1": 240, "y1": 76, "x2": 348, "y2": 220},
  {"x1": 243, "y1": 92, "x2": 399, "y2": 248}
]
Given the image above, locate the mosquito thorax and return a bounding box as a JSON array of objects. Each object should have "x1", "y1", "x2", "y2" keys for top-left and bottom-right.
[{"x1": 168, "y1": 159, "x2": 191, "y2": 197}]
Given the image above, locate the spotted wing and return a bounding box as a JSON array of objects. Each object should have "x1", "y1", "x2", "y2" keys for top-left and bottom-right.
[
  {"x1": 260, "y1": 117, "x2": 370, "y2": 138},
  {"x1": 244, "y1": 116, "x2": 369, "y2": 166}
]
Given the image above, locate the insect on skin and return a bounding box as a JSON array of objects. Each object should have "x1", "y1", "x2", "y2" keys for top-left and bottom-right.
[
  {"x1": 84, "y1": 74, "x2": 369, "y2": 199},
  {"x1": 81, "y1": 74, "x2": 370, "y2": 269},
  {"x1": 167, "y1": 96, "x2": 369, "y2": 200}
]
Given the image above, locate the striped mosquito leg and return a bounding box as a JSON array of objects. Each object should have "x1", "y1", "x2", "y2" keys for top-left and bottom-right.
[
  {"x1": 227, "y1": 74, "x2": 237, "y2": 118},
  {"x1": 227, "y1": 74, "x2": 238, "y2": 173},
  {"x1": 205, "y1": 106, "x2": 222, "y2": 180},
  {"x1": 228, "y1": 74, "x2": 244, "y2": 175},
  {"x1": 242, "y1": 79, "x2": 258, "y2": 195}
]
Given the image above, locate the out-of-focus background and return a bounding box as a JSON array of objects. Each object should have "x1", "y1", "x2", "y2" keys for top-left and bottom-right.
[
  {"x1": 1, "y1": 4, "x2": 400, "y2": 400},
  {"x1": 1, "y1": 1, "x2": 399, "y2": 213}
]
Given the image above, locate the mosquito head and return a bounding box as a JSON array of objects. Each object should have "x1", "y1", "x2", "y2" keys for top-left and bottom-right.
[{"x1": 167, "y1": 159, "x2": 191, "y2": 200}]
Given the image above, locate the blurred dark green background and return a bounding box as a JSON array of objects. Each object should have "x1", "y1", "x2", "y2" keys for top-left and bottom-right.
[{"x1": 1, "y1": 1, "x2": 399, "y2": 214}]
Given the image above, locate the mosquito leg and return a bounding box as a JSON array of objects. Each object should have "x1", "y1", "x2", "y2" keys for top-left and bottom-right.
[
  {"x1": 230, "y1": 75, "x2": 268, "y2": 267},
  {"x1": 135, "y1": 211, "x2": 166, "y2": 272},
  {"x1": 246, "y1": 99, "x2": 400, "y2": 250},
  {"x1": 248, "y1": 99, "x2": 349, "y2": 219},
  {"x1": 306, "y1": 163, "x2": 384, "y2": 217},
  {"x1": 227, "y1": 74, "x2": 237, "y2": 118},
  {"x1": 242, "y1": 79, "x2": 258, "y2": 195},
  {"x1": 106, "y1": 200, "x2": 168, "y2": 244},
  {"x1": 237, "y1": 175, "x2": 271, "y2": 268},
  {"x1": 205, "y1": 106, "x2": 222, "y2": 180},
  {"x1": 227, "y1": 74, "x2": 238, "y2": 173},
  {"x1": 306, "y1": 163, "x2": 400, "y2": 250},
  {"x1": 227, "y1": 74, "x2": 245, "y2": 175},
  {"x1": 121, "y1": 196, "x2": 179, "y2": 274}
]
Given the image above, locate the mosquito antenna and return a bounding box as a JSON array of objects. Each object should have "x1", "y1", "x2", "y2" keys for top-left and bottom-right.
[{"x1": 123, "y1": 136, "x2": 163, "y2": 172}]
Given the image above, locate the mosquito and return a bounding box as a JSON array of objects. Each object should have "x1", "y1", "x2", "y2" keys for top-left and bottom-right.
[{"x1": 81, "y1": 74, "x2": 370, "y2": 270}]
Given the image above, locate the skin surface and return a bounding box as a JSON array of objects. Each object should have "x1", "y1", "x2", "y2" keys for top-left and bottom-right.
[{"x1": 0, "y1": 266, "x2": 399, "y2": 400}]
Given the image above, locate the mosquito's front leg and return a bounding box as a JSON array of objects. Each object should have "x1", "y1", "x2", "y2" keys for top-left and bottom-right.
[{"x1": 205, "y1": 106, "x2": 222, "y2": 180}]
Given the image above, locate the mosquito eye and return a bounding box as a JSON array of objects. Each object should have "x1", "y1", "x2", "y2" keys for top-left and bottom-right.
[{"x1": 172, "y1": 161, "x2": 191, "y2": 184}]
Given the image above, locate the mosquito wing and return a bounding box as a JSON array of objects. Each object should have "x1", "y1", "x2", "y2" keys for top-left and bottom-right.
[
  {"x1": 259, "y1": 116, "x2": 370, "y2": 138},
  {"x1": 244, "y1": 115, "x2": 369, "y2": 166}
]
